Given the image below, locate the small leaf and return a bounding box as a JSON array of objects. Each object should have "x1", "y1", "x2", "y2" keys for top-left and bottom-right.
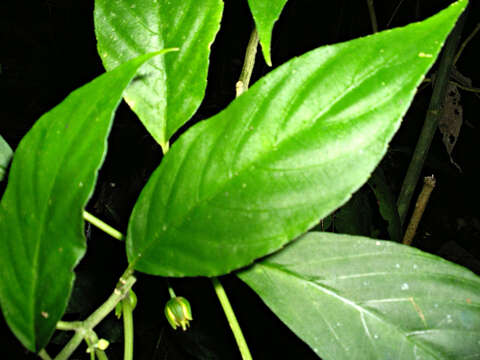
[
  {"x1": 126, "y1": 1, "x2": 467, "y2": 277},
  {"x1": 368, "y1": 166, "x2": 402, "y2": 242},
  {"x1": 94, "y1": 0, "x2": 223, "y2": 151},
  {"x1": 0, "y1": 51, "x2": 171, "y2": 351},
  {"x1": 238, "y1": 232, "x2": 480, "y2": 359},
  {"x1": 0, "y1": 135, "x2": 13, "y2": 181},
  {"x1": 247, "y1": 0, "x2": 289, "y2": 66}
]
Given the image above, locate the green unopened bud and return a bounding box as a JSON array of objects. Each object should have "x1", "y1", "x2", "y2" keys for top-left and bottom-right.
[
  {"x1": 115, "y1": 289, "x2": 137, "y2": 319},
  {"x1": 164, "y1": 296, "x2": 192, "y2": 331}
]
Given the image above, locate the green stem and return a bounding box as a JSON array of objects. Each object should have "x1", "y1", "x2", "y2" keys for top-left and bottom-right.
[
  {"x1": 84, "y1": 330, "x2": 109, "y2": 360},
  {"x1": 122, "y1": 298, "x2": 134, "y2": 360},
  {"x1": 366, "y1": 0, "x2": 378, "y2": 33},
  {"x1": 54, "y1": 330, "x2": 85, "y2": 360},
  {"x1": 54, "y1": 275, "x2": 136, "y2": 360},
  {"x1": 84, "y1": 335, "x2": 96, "y2": 360},
  {"x1": 96, "y1": 349, "x2": 109, "y2": 360},
  {"x1": 38, "y1": 349, "x2": 53, "y2": 360},
  {"x1": 56, "y1": 321, "x2": 83, "y2": 331},
  {"x1": 83, "y1": 210, "x2": 124, "y2": 241},
  {"x1": 166, "y1": 279, "x2": 176, "y2": 298},
  {"x1": 211, "y1": 277, "x2": 252, "y2": 360},
  {"x1": 236, "y1": 27, "x2": 259, "y2": 96},
  {"x1": 396, "y1": 11, "x2": 467, "y2": 226}
]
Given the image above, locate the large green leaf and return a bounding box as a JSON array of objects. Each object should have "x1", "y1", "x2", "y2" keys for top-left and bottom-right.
[
  {"x1": 238, "y1": 232, "x2": 480, "y2": 359},
  {"x1": 0, "y1": 135, "x2": 12, "y2": 181},
  {"x1": 0, "y1": 51, "x2": 171, "y2": 352},
  {"x1": 247, "y1": 0, "x2": 289, "y2": 66},
  {"x1": 126, "y1": 1, "x2": 467, "y2": 277},
  {"x1": 94, "y1": 0, "x2": 223, "y2": 152}
]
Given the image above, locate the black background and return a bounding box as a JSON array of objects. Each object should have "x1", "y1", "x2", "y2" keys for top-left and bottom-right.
[{"x1": 1, "y1": 1, "x2": 479, "y2": 359}]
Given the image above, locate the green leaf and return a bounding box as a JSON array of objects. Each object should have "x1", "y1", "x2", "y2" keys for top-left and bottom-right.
[
  {"x1": 238, "y1": 232, "x2": 480, "y2": 359},
  {"x1": 0, "y1": 51, "x2": 171, "y2": 352},
  {"x1": 368, "y1": 166, "x2": 402, "y2": 242},
  {"x1": 0, "y1": 135, "x2": 13, "y2": 181},
  {"x1": 94, "y1": 0, "x2": 223, "y2": 152},
  {"x1": 247, "y1": 0, "x2": 288, "y2": 66},
  {"x1": 126, "y1": 1, "x2": 467, "y2": 277}
]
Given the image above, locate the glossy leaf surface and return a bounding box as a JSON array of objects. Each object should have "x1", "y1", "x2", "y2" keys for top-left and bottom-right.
[
  {"x1": 0, "y1": 135, "x2": 12, "y2": 181},
  {"x1": 94, "y1": 0, "x2": 223, "y2": 151},
  {"x1": 0, "y1": 52, "x2": 168, "y2": 351},
  {"x1": 127, "y1": 1, "x2": 466, "y2": 277},
  {"x1": 247, "y1": 0, "x2": 288, "y2": 66},
  {"x1": 238, "y1": 232, "x2": 480, "y2": 359}
]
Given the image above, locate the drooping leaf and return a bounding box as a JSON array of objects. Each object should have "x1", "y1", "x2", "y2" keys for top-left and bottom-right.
[
  {"x1": 0, "y1": 51, "x2": 172, "y2": 352},
  {"x1": 0, "y1": 135, "x2": 13, "y2": 181},
  {"x1": 368, "y1": 166, "x2": 402, "y2": 242},
  {"x1": 247, "y1": 0, "x2": 289, "y2": 66},
  {"x1": 126, "y1": 1, "x2": 467, "y2": 277},
  {"x1": 94, "y1": 0, "x2": 223, "y2": 152},
  {"x1": 238, "y1": 232, "x2": 480, "y2": 359}
]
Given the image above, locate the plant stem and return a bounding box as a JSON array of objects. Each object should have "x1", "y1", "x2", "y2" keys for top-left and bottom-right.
[
  {"x1": 84, "y1": 330, "x2": 109, "y2": 360},
  {"x1": 454, "y1": 82, "x2": 480, "y2": 93},
  {"x1": 402, "y1": 176, "x2": 436, "y2": 246},
  {"x1": 86, "y1": 338, "x2": 95, "y2": 360},
  {"x1": 211, "y1": 25, "x2": 259, "y2": 360},
  {"x1": 166, "y1": 279, "x2": 176, "y2": 298},
  {"x1": 54, "y1": 275, "x2": 136, "y2": 360},
  {"x1": 96, "y1": 350, "x2": 109, "y2": 360},
  {"x1": 236, "y1": 27, "x2": 259, "y2": 97},
  {"x1": 38, "y1": 349, "x2": 53, "y2": 360},
  {"x1": 396, "y1": 11, "x2": 466, "y2": 226},
  {"x1": 83, "y1": 210, "x2": 124, "y2": 241},
  {"x1": 366, "y1": 0, "x2": 378, "y2": 33},
  {"x1": 454, "y1": 22, "x2": 480, "y2": 65},
  {"x1": 54, "y1": 330, "x2": 85, "y2": 360},
  {"x1": 386, "y1": 0, "x2": 406, "y2": 29},
  {"x1": 56, "y1": 321, "x2": 83, "y2": 331},
  {"x1": 122, "y1": 298, "x2": 134, "y2": 360},
  {"x1": 211, "y1": 277, "x2": 252, "y2": 360}
]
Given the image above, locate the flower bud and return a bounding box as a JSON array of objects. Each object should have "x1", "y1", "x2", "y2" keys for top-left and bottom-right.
[
  {"x1": 86, "y1": 338, "x2": 109, "y2": 353},
  {"x1": 97, "y1": 339, "x2": 110, "y2": 351},
  {"x1": 115, "y1": 289, "x2": 137, "y2": 319},
  {"x1": 164, "y1": 296, "x2": 193, "y2": 331}
]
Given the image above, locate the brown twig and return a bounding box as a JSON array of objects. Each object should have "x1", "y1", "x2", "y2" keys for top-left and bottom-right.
[{"x1": 402, "y1": 176, "x2": 436, "y2": 246}]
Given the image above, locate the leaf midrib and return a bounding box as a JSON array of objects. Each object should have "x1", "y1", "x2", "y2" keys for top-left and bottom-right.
[
  {"x1": 260, "y1": 262, "x2": 444, "y2": 359},
  {"x1": 131, "y1": 57, "x2": 394, "y2": 264}
]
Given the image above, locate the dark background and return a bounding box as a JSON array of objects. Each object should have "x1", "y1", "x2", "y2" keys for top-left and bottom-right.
[{"x1": 1, "y1": 0, "x2": 479, "y2": 359}]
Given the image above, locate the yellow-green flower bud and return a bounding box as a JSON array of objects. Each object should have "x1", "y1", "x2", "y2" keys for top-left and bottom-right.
[
  {"x1": 86, "y1": 338, "x2": 109, "y2": 353},
  {"x1": 164, "y1": 296, "x2": 193, "y2": 331},
  {"x1": 97, "y1": 339, "x2": 110, "y2": 351}
]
